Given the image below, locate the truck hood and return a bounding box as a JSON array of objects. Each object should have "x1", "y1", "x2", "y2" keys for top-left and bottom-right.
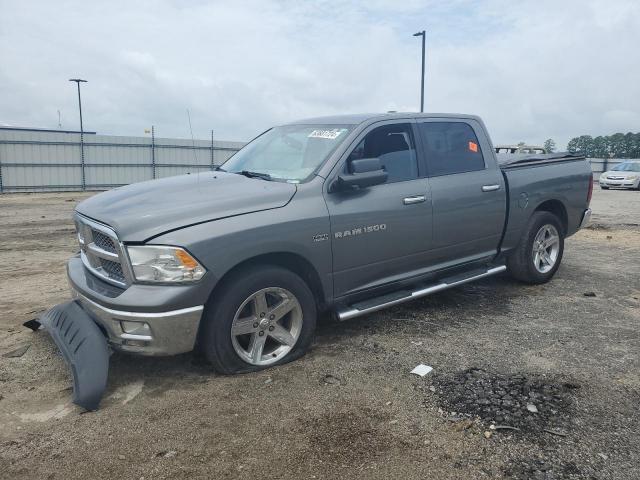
[{"x1": 76, "y1": 171, "x2": 297, "y2": 241}]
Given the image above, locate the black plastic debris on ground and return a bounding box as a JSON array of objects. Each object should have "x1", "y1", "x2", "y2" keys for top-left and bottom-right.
[
  {"x1": 23, "y1": 319, "x2": 42, "y2": 331},
  {"x1": 432, "y1": 368, "x2": 577, "y2": 433}
]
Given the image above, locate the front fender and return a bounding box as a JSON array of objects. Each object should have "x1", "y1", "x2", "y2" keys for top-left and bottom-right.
[{"x1": 149, "y1": 192, "x2": 333, "y2": 305}]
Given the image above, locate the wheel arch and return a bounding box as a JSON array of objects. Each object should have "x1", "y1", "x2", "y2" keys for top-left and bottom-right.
[
  {"x1": 533, "y1": 199, "x2": 568, "y2": 235},
  {"x1": 207, "y1": 252, "x2": 328, "y2": 311}
]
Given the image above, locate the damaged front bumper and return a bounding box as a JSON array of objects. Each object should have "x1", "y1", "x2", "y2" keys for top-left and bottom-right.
[
  {"x1": 66, "y1": 255, "x2": 204, "y2": 356},
  {"x1": 31, "y1": 256, "x2": 208, "y2": 410},
  {"x1": 38, "y1": 301, "x2": 110, "y2": 410},
  {"x1": 70, "y1": 290, "x2": 204, "y2": 356}
]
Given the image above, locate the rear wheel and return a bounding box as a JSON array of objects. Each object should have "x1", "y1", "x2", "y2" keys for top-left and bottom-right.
[
  {"x1": 199, "y1": 265, "x2": 317, "y2": 374},
  {"x1": 507, "y1": 211, "x2": 564, "y2": 284}
]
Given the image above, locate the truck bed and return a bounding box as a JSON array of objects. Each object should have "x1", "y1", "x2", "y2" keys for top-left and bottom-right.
[
  {"x1": 497, "y1": 152, "x2": 586, "y2": 169},
  {"x1": 497, "y1": 153, "x2": 592, "y2": 257}
]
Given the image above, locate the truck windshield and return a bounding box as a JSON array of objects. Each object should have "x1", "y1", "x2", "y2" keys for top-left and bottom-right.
[{"x1": 221, "y1": 124, "x2": 352, "y2": 182}]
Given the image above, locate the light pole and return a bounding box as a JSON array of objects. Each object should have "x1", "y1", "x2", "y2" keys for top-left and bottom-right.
[
  {"x1": 413, "y1": 30, "x2": 426, "y2": 112},
  {"x1": 69, "y1": 78, "x2": 87, "y2": 189}
]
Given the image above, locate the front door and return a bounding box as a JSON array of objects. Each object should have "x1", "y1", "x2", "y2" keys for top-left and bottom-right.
[{"x1": 324, "y1": 121, "x2": 432, "y2": 298}]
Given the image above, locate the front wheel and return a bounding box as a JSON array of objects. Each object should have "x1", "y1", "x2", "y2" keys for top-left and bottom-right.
[
  {"x1": 600, "y1": 186, "x2": 609, "y2": 190},
  {"x1": 507, "y1": 211, "x2": 565, "y2": 284},
  {"x1": 198, "y1": 265, "x2": 317, "y2": 374}
]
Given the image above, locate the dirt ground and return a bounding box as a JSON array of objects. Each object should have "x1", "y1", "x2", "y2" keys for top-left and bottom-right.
[{"x1": 0, "y1": 187, "x2": 638, "y2": 479}]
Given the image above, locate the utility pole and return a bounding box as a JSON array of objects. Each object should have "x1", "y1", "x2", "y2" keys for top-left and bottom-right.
[
  {"x1": 69, "y1": 78, "x2": 88, "y2": 189},
  {"x1": 413, "y1": 30, "x2": 426, "y2": 112},
  {"x1": 211, "y1": 130, "x2": 215, "y2": 170},
  {"x1": 151, "y1": 125, "x2": 156, "y2": 179}
]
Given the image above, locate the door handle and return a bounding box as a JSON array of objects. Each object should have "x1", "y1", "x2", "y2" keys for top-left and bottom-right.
[
  {"x1": 481, "y1": 184, "x2": 501, "y2": 192},
  {"x1": 403, "y1": 195, "x2": 426, "y2": 205}
]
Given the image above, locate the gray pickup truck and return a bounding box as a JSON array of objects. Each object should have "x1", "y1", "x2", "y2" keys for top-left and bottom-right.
[{"x1": 36, "y1": 113, "x2": 593, "y2": 409}]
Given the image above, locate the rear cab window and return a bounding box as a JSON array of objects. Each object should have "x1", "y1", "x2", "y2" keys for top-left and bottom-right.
[{"x1": 418, "y1": 122, "x2": 485, "y2": 176}]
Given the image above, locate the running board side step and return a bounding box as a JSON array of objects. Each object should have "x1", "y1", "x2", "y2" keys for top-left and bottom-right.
[{"x1": 336, "y1": 265, "x2": 507, "y2": 321}]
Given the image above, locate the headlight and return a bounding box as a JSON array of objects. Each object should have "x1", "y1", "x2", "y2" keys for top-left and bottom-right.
[
  {"x1": 126, "y1": 246, "x2": 205, "y2": 283},
  {"x1": 627, "y1": 175, "x2": 638, "y2": 180}
]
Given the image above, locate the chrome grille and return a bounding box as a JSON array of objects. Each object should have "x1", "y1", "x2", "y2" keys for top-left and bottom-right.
[
  {"x1": 75, "y1": 214, "x2": 130, "y2": 287},
  {"x1": 92, "y1": 230, "x2": 117, "y2": 254},
  {"x1": 100, "y1": 259, "x2": 125, "y2": 283}
]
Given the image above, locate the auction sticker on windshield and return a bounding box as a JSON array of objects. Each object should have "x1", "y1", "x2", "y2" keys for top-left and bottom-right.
[{"x1": 308, "y1": 129, "x2": 344, "y2": 139}]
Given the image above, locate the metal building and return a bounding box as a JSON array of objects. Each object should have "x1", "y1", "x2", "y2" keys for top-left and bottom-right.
[
  {"x1": 0, "y1": 127, "x2": 244, "y2": 193},
  {"x1": 3, "y1": 126, "x2": 632, "y2": 191}
]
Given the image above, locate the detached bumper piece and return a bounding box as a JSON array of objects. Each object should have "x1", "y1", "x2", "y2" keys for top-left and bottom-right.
[{"x1": 39, "y1": 301, "x2": 110, "y2": 411}]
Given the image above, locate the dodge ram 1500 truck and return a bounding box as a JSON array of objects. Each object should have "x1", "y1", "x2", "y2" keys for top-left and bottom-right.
[{"x1": 35, "y1": 113, "x2": 593, "y2": 409}]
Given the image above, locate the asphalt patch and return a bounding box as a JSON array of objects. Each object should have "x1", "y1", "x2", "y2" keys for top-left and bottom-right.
[
  {"x1": 504, "y1": 457, "x2": 582, "y2": 480},
  {"x1": 432, "y1": 368, "x2": 576, "y2": 434}
]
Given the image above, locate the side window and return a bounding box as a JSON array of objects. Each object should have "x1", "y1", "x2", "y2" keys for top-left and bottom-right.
[
  {"x1": 418, "y1": 122, "x2": 485, "y2": 176},
  {"x1": 347, "y1": 123, "x2": 418, "y2": 183}
]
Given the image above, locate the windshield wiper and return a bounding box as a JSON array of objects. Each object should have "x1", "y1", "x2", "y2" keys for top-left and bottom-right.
[{"x1": 237, "y1": 170, "x2": 272, "y2": 181}]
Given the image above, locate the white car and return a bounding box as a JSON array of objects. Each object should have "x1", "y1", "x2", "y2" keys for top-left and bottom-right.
[{"x1": 599, "y1": 161, "x2": 640, "y2": 190}]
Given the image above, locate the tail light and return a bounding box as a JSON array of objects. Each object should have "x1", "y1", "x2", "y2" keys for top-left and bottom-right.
[{"x1": 587, "y1": 172, "x2": 594, "y2": 205}]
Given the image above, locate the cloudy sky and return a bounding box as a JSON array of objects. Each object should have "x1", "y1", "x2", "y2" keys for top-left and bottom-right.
[{"x1": 1, "y1": 0, "x2": 639, "y2": 148}]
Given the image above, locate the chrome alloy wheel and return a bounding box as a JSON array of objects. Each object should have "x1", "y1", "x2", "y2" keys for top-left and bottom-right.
[
  {"x1": 230, "y1": 287, "x2": 303, "y2": 366},
  {"x1": 532, "y1": 224, "x2": 560, "y2": 274}
]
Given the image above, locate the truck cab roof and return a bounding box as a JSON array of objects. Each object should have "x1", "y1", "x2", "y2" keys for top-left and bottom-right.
[{"x1": 285, "y1": 112, "x2": 483, "y2": 126}]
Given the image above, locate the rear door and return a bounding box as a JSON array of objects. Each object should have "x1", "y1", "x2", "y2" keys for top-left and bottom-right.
[
  {"x1": 416, "y1": 119, "x2": 506, "y2": 266},
  {"x1": 324, "y1": 120, "x2": 432, "y2": 298}
]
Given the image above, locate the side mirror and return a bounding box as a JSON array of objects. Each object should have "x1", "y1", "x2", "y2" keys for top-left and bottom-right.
[{"x1": 332, "y1": 157, "x2": 388, "y2": 191}]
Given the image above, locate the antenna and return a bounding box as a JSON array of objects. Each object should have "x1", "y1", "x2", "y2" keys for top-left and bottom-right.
[
  {"x1": 186, "y1": 109, "x2": 198, "y2": 165},
  {"x1": 57, "y1": 110, "x2": 62, "y2": 129}
]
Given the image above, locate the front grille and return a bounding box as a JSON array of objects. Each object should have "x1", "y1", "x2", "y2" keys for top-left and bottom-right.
[
  {"x1": 76, "y1": 215, "x2": 128, "y2": 287},
  {"x1": 92, "y1": 230, "x2": 117, "y2": 253},
  {"x1": 100, "y1": 259, "x2": 125, "y2": 283}
]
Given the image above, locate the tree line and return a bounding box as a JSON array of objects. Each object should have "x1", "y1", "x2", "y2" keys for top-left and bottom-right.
[{"x1": 566, "y1": 132, "x2": 640, "y2": 158}]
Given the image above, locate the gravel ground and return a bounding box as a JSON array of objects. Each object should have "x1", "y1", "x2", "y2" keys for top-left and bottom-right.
[{"x1": 0, "y1": 187, "x2": 638, "y2": 479}]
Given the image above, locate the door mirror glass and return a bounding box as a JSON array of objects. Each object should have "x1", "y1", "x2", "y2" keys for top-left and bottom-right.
[{"x1": 333, "y1": 157, "x2": 388, "y2": 191}]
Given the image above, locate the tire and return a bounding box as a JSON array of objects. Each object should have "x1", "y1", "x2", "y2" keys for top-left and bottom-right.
[
  {"x1": 600, "y1": 186, "x2": 609, "y2": 190},
  {"x1": 198, "y1": 265, "x2": 317, "y2": 374},
  {"x1": 507, "y1": 211, "x2": 565, "y2": 284}
]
